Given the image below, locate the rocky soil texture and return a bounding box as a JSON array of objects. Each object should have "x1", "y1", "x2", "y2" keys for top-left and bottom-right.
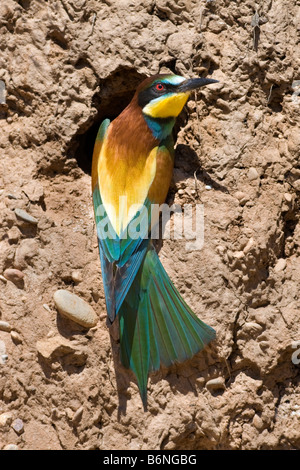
[{"x1": 0, "y1": 0, "x2": 300, "y2": 450}]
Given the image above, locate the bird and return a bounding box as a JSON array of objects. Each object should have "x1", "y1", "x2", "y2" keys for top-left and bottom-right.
[{"x1": 91, "y1": 73, "x2": 218, "y2": 407}]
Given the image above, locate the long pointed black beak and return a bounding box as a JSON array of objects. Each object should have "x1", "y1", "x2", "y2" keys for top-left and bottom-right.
[{"x1": 178, "y1": 77, "x2": 219, "y2": 93}]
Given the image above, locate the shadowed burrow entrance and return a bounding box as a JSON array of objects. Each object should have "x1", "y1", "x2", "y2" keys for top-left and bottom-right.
[{"x1": 70, "y1": 67, "x2": 146, "y2": 175}]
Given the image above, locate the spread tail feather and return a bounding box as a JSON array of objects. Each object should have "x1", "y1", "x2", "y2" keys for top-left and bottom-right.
[{"x1": 118, "y1": 244, "x2": 216, "y2": 406}]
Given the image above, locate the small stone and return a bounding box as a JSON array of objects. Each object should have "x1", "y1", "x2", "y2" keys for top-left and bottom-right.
[
  {"x1": 10, "y1": 331, "x2": 22, "y2": 344},
  {"x1": 243, "y1": 322, "x2": 263, "y2": 334},
  {"x1": 72, "y1": 406, "x2": 84, "y2": 425},
  {"x1": 71, "y1": 271, "x2": 83, "y2": 283},
  {"x1": 0, "y1": 340, "x2": 6, "y2": 364},
  {"x1": 233, "y1": 251, "x2": 244, "y2": 259},
  {"x1": 0, "y1": 321, "x2": 12, "y2": 332},
  {"x1": 12, "y1": 418, "x2": 24, "y2": 435},
  {"x1": 206, "y1": 377, "x2": 225, "y2": 391},
  {"x1": 205, "y1": 185, "x2": 212, "y2": 190},
  {"x1": 43, "y1": 304, "x2": 52, "y2": 313},
  {"x1": 274, "y1": 258, "x2": 286, "y2": 273},
  {"x1": 3, "y1": 268, "x2": 24, "y2": 284},
  {"x1": 284, "y1": 193, "x2": 293, "y2": 203},
  {"x1": 247, "y1": 167, "x2": 259, "y2": 181},
  {"x1": 292, "y1": 179, "x2": 300, "y2": 192},
  {"x1": 216, "y1": 98, "x2": 231, "y2": 113},
  {"x1": 36, "y1": 335, "x2": 87, "y2": 366},
  {"x1": 3, "y1": 444, "x2": 19, "y2": 450},
  {"x1": 253, "y1": 414, "x2": 264, "y2": 430},
  {"x1": 14, "y1": 208, "x2": 38, "y2": 225},
  {"x1": 53, "y1": 289, "x2": 98, "y2": 328},
  {"x1": 234, "y1": 191, "x2": 246, "y2": 201},
  {"x1": 259, "y1": 341, "x2": 269, "y2": 350},
  {"x1": 243, "y1": 237, "x2": 255, "y2": 254},
  {"x1": 196, "y1": 377, "x2": 205, "y2": 387},
  {"x1": 234, "y1": 191, "x2": 250, "y2": 205},
  {"x1": 1, "y1": 354, "x2": 8, "y2": 364},
  {"x1": 0, "y1": 412, "x2": 13, "y2": 427},
  {"x1": 0, "y1": 274, "x2": 7, "y2": 283},
  {"x1": 36, "y1": 335, "x2": 77, "y2": 361}
]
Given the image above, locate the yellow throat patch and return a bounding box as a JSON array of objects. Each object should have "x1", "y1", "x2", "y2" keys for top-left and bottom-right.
[{"x1": 143, "y1": 92, "x2": 190, "y2": 119}]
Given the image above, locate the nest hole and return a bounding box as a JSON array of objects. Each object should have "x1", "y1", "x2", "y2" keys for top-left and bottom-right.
[{"x1": 70, "y1": 68, "x2": 146, "y2": 175}]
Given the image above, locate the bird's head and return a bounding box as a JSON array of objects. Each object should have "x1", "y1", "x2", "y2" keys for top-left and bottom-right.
[{"x1": 137, "y1": 74, "x2": 218, "y2": 120}]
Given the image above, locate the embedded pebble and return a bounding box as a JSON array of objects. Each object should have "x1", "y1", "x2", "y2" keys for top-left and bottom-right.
[
  {"x1": 12, "y1": 418, "x2": 24, "y2": 435},
  {"x1": 11, "y1": 331, "x2": 22, "y2": 344},
  {"x1": 233, "y1": 251, "x2": 244, "y2": 259},
  {"x1": 36, "y1": 335, "x2": 77, "y2": 360},
  {"x1": 53, "y1": 289, "x2": 98, "y2": 328},
  {"x1": 1, "y1": 354, "x2": 8, "y2": 364},
  {"x1": 216, "y1": 98, "x2": 231, "y2": 112},
  {"x1": 0, "y1": 412, "x2": 13, "y2": 427},
  {"x1": 234, "y1": 191, "x2": 246, "y2": 201},
  {"x1": 206, "y1": 377, "x2": 225, "y2": 391},
  {"x1": 3, "y1": 268, "x2": 24, "y2": 284},
  {"x1": 71, "y1": 270, "x2": 83, "y2": 283},
  {"x1": 274, "y1": 258, "x2": 286, "y2": 273},
  {"x1": 292, "y1": 179, "x2": 300, "y2": 191},
  {"x1": 0, "y1": 321, "x2": 12, "y2": 332},
  {"x1": 243, "y1": 237, "x2": 255, "y2": 254},
  {"x1": 36, "y1": 335, "x2": 87, "y2": 366},
  {"x1": 43, "y1": 303, "x2": 52, "y2": 313},
  {"x1": 72, "y1": 406, "x2": 84, "y2": 425},
  {"x1": 247, "y1": 167, "x2": 259, "y2": 181},
  {"x1": 243, "y1": 322, "x2": 263, "y2": 334},
  {"x1": 234, "y1": 191, "x2": 250, "y2": 205},
  {"x1": 284, "y1": 193, "x2": 293, "y2": 203},
  {"x1": 0, "y1": 340, "x2": 7, "y2": 364},
  {"x1": 253, "y1": 414, "x2": 264, "y2": 430},
  {"x1": 14, "y1": 208, "x2": 38, "y2": 225},
  {"x1": 3, "y1": 444, "x2": 19, "y2": 450},
  {"x1": 0, "y1": 274, "x2": 7, "y2": 283},
  {"x1": 259, "y1": 341, "x2": 269, "y2": 350},
  {"x1": 0, "y1": 341, "x2": 6, "y2": 354}
]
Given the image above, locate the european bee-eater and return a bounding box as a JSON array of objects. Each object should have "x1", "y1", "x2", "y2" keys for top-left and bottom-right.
[{"x1": 92, "y1": 73, "x2": 218, "y2": 406}]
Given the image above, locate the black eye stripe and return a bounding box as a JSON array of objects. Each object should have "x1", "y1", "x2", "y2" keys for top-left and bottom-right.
[{"x1": 138, "y1": 82, "x2": 178, "y2": 108}]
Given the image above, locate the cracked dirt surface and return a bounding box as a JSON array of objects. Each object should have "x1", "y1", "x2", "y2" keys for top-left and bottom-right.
[{"x1": 0, "y1": 0, "x2": 300, "y2": 450}]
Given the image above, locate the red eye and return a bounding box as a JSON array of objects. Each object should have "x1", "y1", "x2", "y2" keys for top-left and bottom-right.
[{"x1": 155, "y1": 82, "x2": 165, "y2": 91}]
